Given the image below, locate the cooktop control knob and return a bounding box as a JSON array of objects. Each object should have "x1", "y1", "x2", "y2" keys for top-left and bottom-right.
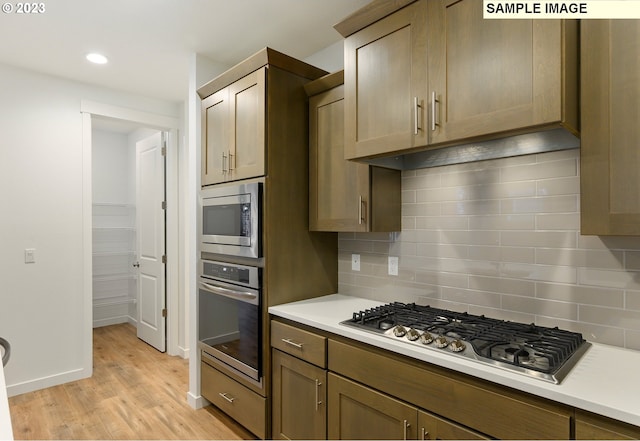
[
  {"x1": 419, "y1": 332, "x2": 434, "y2": 345},
  {"x1": 450, "y1": 339, "x2": 466, "y2": 352},
  {"x1": 406, "y1": 328, "x2": 420, "y2": 341},
  {"x1": 434, "y1": 336, "x2": 449, "y2": 348},
  {"x1": 393, "y1": 325, "x2": 407, "y2": 338}
]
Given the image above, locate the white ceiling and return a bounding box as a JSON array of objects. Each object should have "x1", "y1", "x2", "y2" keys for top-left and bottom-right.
[{"x1": 0, "y1": 0, "x2": 369, "y2": 103}]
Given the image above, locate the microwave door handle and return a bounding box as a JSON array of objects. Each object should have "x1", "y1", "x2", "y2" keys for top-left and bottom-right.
[{"x1": 199, "y1": 282, "x2": 258, "y2": 303}]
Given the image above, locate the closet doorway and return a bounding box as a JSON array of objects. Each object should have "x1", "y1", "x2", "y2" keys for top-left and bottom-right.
[
  {"x1": 81, "y1": 101, "x2": 181, "y2": 366},
  {"x1": 91, "y1": 119, "x2": 167, "y2": 351}
]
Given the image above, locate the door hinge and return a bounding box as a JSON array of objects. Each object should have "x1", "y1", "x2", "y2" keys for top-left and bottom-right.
[
  {"x1": 162, "y1": 201, "x2": 167, "y2": 210},
  {"x1": 161, "y1": 145, "x2": 167, "y2": 156},
  {"x1": 162, "y1": 255, "x2": 167, "y2": 264},
  {"x1": 162, "y1": 308, "x2": 167, "y2": 318}
]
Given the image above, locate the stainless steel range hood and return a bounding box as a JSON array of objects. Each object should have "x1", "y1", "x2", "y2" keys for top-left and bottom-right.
[{"x1": 361, "y1": 128, "x2": 580, "y2": 170}]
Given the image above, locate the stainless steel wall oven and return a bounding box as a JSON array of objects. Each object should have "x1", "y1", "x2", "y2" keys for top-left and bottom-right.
[{"x1": 198, "y1": 259, "x2": 262, "y2": 382}]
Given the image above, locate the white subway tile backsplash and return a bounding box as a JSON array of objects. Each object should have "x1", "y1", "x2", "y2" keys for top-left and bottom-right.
[
  {"x1": 536, "y1": 213, "x2": 580, "y2": 230},
  {"x1": 337, "y1": 149, "x2": 640, "y2": 350}
]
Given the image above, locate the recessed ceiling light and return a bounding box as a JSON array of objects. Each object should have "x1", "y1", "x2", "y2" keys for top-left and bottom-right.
[{"x1": 86, "y1": 53, "x2": 108, "y2": 64}]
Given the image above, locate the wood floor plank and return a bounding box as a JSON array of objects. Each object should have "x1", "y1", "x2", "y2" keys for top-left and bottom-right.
[{"x1": 8, "y1": 323, "x2": 256, "y2": 440}]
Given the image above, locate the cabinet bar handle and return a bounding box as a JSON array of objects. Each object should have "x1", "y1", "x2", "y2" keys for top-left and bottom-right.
[
  {"x1": 431, "y1": 91, "x2": 438, "y2": 132},
  {"x1": 281, "y1": 338, "x2": 303, "y2": 349},
  {"x1": 228, "y1": 150, "x2": 234, "y2": 171},
  {"x1": 222, "y1": 152, "x2": 227, "y2": 172},
  {"x1": 358, "y1": 196, "x2": 365, "y2": 225},
  {"x1": 414, "y1": 96, "x2": 421, "y2": 135},
  {"x1": 315, "y1": 379, "x2": 323, "y2": 411},
  {"x1": 403, "y1": 420, "x2": 410, "y2": 440},
  {"x1": 421, "y1": 427, "x2": 429, "y2": 440},
  {"x1": 219, "y1": 392, "x2": 235, "y2": 403}
]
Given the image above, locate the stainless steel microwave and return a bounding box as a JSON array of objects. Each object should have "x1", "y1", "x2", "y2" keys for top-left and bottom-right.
[{"x1": 200, "y1": 182, "x2": 261, "y2": 258}]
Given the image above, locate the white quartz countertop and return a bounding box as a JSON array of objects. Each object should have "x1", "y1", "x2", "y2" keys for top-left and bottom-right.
[
  {"x1": 269, "y1": 294, "x2": 640, "y2": 427},
  {"x1": 0, "y1": 362, "x2": 13, "y2": 440}
]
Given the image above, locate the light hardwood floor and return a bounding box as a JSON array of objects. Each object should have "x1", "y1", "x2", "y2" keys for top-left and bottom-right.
[{"x1": 8, "y1": 323, "x2": 256, "y2": 440}]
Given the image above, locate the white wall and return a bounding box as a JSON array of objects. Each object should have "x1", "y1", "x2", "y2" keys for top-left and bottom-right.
[
  {"x1": 0, "y1": 62, "x2": 181, "y2": 396},
  {"x1": 92, "y1": 130, "x2": 131, "y2": 203}
]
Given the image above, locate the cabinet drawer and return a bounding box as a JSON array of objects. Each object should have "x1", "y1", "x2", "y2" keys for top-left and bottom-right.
[
  {"x1": 201, "y1": 362, "x2": 266, "y2": 439},
  {"x1": 328, "y1": 339, "x2": 571, "y2": 440},
  {"x1": 271, "y1": 321, "x2": 326, "y2": 368}
]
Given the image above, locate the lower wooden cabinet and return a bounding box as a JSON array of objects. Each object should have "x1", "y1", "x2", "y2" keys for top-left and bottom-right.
[
  {"x1": 270, "y1": 318, "x2": 638, "y2": 440},
  {"x1": 418, "y1": 411, "x2": 488, "y2": 440},
  {"x1": 328, "y1": 372, "x2": 417, "y2": 440},
  {"x1": 200, "y1": 361, "x2": 266, "y2": 439},
  {"x1": 575, "y1": 409, "x2": 640, "y2": 440},
  {"x1": 327, "y1": 372, "x2": 488, "y2": 440},
  {"x1": 271, "y1": 350, "x2": 327, "y2": 440}
]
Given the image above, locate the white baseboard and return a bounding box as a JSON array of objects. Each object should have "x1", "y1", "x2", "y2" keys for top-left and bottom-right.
[
  {"x1": 7, "y1": 367, "x2": 90, "y2": 397},
  {"x1": 187, "y1": 391, "x2": 209, "y2": 409},
  {"x1": 92, "y1": 316, "x2": 129, "y2": 328}
]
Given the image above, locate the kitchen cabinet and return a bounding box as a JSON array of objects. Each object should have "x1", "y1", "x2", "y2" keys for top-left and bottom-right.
[
  {"x1": 336, "y1": 0, "x2": 578, "y2": 161},
  {"x1": 575, "y1": 409, "x2": 640, "y2": 440},
  {"x1": 201, "y1": 358, "x2": 266, "y2": 439},
  {"x1": 305, "y1": 71, "x2": 401, "y2": 232},
  {"x1": 580, "y1": 20, "x2": 640, "y2": 235},
  {"x1": 271, "y1": 318, "x2": 492, "y2": 440},
  {"x1": 329, "y1": 339, "x2": 569, "y2": 440},
  {"x1": 328, "y1": 372, "x2": 417, "y2": 440},
  {"x1": 271, "y1": 321, "x2": 327, "y2": 440},
  {"x1": 199, "y1": 48, "x2": 327, "y2": 186},
  {"x1": 418, "y1": 411, "x2": 487, "y2": 440},
  {"x1": 201, "y1": 68, "x2": 265, "y2": 185},
  {"x1": 426, "y1": 0, "x2": 578, "y2": 145},
  {"x1": 341, "y1": 0, "x2": 427, "y2": 160},
  {"x1": 198, "y1": 48, "x2": 336, "y2": 439}
]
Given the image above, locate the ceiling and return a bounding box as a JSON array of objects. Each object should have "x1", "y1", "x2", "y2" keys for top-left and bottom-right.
[{"x1": 0, "y1": 0, "x2": 369, "y2": 103}]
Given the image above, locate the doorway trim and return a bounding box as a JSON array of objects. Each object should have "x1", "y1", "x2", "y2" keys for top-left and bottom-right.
[{"x1": 81, "y1": 100, "x2": 182, "y2": 369}]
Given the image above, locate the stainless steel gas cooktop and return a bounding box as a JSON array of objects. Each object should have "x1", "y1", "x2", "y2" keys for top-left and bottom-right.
[{"x1": 340, "y1": 302, "x2": 590, "y2": 384}]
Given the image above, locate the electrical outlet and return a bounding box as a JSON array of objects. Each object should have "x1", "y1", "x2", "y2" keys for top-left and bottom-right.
[
  {"x1": 351, "y1": 254, "x2": 361, "y2": 271},
  {"x1": 25, "y1": 248, "x2": 36, "y2": 264},
  {"x1": 388, "y1": 256, "x2": 398, "y2": 276}
]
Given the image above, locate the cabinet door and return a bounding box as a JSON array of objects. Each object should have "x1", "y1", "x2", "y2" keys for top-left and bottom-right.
[
  {"x1": 418, "y1": 410, "x2": 488, "y2": 440},
  {"x1": 344, "y1": 0, "x2": 428, "y2": 160},
  {"x1": 309, "y1": 84, "x2": 370, "y2": 232},
  {"x1": 581, "y1": 20, "x2": 640, "y2": 235},
  {"x1": 272, "y1": 350, "x2": 326, "y2": 440},
  {"x1": 229, "y1": 67, "x2": 266, "y2": 182},
  {"x1": 328, "y1": 372, "x2": 417, "y2": 440},
  {"x1": 427, "y1": 0, "x2": 574, "y2": 144},
  {"x1": 575, "y1": 410, "x2": 640, "y2": 440},
  {"x1": 202, "y1": 87, "x2": 230, "y2": 185}
]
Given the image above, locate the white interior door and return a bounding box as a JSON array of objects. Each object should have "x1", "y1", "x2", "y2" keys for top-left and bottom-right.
[{"x1": 135, "y1": 132, "x2": 166, "y2": 352}]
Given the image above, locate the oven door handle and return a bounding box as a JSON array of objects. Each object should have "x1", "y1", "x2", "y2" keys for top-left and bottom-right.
[{"x1": 200, "y1": 281, "x2": 258, "y2": 304}]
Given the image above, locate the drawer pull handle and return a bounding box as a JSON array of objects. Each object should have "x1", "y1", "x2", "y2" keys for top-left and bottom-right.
[
  {"x1": 219, "y1": 392, "x2": 235, "y2": 403},
  {"x1": 281, "y1": 338, "x2": 303, "y2": 349}
]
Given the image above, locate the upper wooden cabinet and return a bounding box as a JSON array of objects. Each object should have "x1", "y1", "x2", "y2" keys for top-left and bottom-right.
[
  {"x1": 198, "y1": 48, "x2": 327, "y2": 186},
  {"x1": 341, "y1": 0, "x2": 428, "y2": 160},
  {"x1": 201, "y1": 67, "x2": 266, "y2": 185},
  {"x1": 580, "y1": 20, "x2": 640, "y2": 235},
  {"x1": 336, "y1": 0, "x2": 579, "y2": 161},
  {"x1": 427, "y1": 0, "x2": 578, "y2": 144},
  {"x1": 305, "y1": 71, "x2": 401, "y2": 232}
]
